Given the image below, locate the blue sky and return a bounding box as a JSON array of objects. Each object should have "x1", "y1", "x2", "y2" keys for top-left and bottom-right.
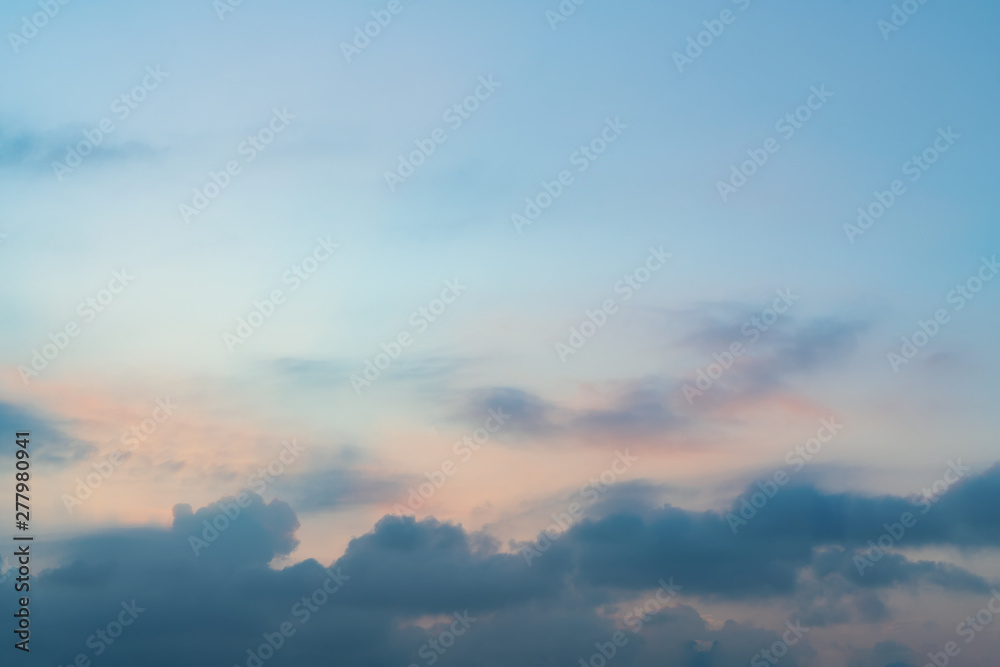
[{"x1": 2, "y1": 1, "x2": 1000, "y2": 665}]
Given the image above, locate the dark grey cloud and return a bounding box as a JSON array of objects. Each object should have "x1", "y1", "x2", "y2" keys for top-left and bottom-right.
[
  {"x1": 332, "y1": 515, "x2": 568, "y2": 614},
  {"x1": 619, "y1": 603, "x2": 817, "y2": 667},
  {"x1": 793, "y1": 571, "x2": 890, "y2": 627},
  {"x1": 0, "y1": 494, "x2": 799, "y2": 667},
  {"x1": 9, "y1": 464, "x2": 1000, "y2": 665},
  {"x1": 813, "y1": 547, "x2": 990, "y2": 594},
  {"x1": 524, "y1": 465, "x2": 1000, "y2": 601},
  {"x1": 846, "y1": 640, "x2": 918, "y2": 667}
]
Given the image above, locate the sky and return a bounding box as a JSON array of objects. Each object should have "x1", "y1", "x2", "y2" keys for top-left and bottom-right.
[{"x1": 1, "y1": 0, "x2": 999, "y2": 665}]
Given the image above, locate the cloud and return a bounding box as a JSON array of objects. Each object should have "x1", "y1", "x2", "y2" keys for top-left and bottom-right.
[
  {"x1": 568, "y1": 377, "x2": 685, "y2": 437},
  {"x1": 813, "y1": 547, "x2": 990, "y2": 594},
  {"x1": 272, "y1": 358, "x2": 354, "y2": 386},
  {"x1": 453, "y1": 380, "x2": 684, "y2": 443},
  {"x1": 10, "y1": 464, "x2": 1000, "y2": 664},
  {"x1": 676, "y1": 314, "x2": 869, "y2": 409},
  {"x1": 451, "y1": 314, "x2": 867, "y2": 445},
  {"x1": 526, "y1": 465, "x2": 1000, "y2": 601},
  {"x1": 0, "y1": 125, "x2": 156, "y2": 174},
  {"x1": 0, "y1": 400, "x2": 94, "y2": 465},
  {"x1": 332, "y1": 515, "x2": 568, "y2": 614},
  {"x1": 172, "y1": 495, "x2": 300, "y2": 567},
  {"x1": 791, "y1": 555, "x2": 892, "y2": 627},
  {"x1": 0, "y1": 494, "x2": 676, "y2": 665},
  {"x1": 276, "y1": 465, "x2": 409, "y2": 512},
  {"x1": 846, "y1": 640, "x2": 918, "y2": 667},
  {"x1": 274, "y1": 355, "x2": 471, "y2": 386},
  {"x1": 0, "y1": 492, "x2": 800, "y2": 666},
  {"x1": 455, "y1": 386, "x2": 562, "y2": 438},
  {"x1": 620, "y1": 604, "x2": 818, "y2": 667}
]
